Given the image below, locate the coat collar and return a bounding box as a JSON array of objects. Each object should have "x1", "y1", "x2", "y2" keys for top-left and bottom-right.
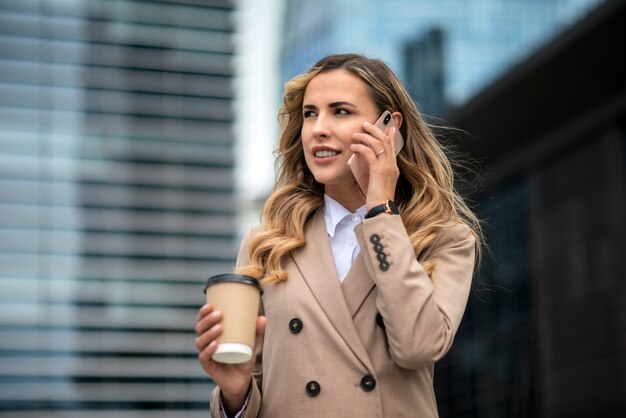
[{"x1": 290, "y1": 210, "x2": 375, "y2": 371}]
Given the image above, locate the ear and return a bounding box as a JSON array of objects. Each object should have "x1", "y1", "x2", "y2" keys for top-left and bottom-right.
[{"x1": 391, "y1": 111, "x2": 403, "y2": 130}]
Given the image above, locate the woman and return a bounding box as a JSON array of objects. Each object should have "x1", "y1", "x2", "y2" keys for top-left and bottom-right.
[{"x1": 195, "y1": 53, "x2": 481, "y2": 417}]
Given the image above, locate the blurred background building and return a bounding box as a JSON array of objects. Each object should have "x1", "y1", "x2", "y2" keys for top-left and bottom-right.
[
  {"x1": 439, "y1": 1, "x2": 626, "y2": 416},
  {"x1": 281, "y1": 0, "x2": 604, "y2": 116},
  {"x1": 1, "y1": 0, "x2": 624, "y2": 417},
  {"x1": 0, "y1": 0, "x2": 237, "y2": 416}
]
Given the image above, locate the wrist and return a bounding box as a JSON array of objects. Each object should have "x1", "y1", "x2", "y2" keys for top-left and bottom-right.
[{"x1": 222, "y1": 378, "x2": 252, "y2": 415}]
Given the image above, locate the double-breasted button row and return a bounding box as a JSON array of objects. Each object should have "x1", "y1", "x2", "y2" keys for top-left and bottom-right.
[
  {"x1": 305, "y1": 376, "x2": 375, "y2": 397},
  {"x1": 369, "y1": 234, "x2": 389, "y2": 271},
  {"x1": 306, "y1": 380, "x2": 320, "y2": 397},
  {"x1": 289, "y1": 318, "x2": 303, "y2": 334},
  {"x1": 360, "y1": 374, "x2": 376, "y2": 392}
]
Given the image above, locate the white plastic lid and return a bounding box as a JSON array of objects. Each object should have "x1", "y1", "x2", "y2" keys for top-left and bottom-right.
[{"x1": 212, "y1": 343, "x2": 253, "y2": 364}]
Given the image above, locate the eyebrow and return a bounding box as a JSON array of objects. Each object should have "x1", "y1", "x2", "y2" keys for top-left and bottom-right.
[{"x1": 302, "y1": 101, "x2": 358, "y2": 111}]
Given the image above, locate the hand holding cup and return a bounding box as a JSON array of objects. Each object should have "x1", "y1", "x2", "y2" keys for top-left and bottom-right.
[{"x1": 195, "y1": 274, "x2": 264, "y2": 414}]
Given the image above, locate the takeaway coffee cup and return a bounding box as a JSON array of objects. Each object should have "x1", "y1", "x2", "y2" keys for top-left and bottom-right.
[{"x1": 203, "y1": 274, "x2": 262, "y2": 364}]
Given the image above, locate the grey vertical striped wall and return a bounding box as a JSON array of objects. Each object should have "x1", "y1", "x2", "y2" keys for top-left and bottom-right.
[{"x1": 0, "y1": 0, "x2": 237, "y2": 416}]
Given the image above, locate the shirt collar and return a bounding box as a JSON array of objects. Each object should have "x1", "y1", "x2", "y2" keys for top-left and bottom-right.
[{"x1": 323, "y1": 194, "x2": 367, "y2": 238}]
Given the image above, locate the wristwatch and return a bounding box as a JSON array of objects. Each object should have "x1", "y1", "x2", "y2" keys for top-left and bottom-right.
[{"x1": 364, "y1": 200, "x2": 399, "y2": 219}]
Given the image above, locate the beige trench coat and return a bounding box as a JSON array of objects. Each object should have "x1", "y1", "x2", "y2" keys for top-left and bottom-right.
[{"x1": 210, "y1": 211, "x2": 476, "y2": 417}]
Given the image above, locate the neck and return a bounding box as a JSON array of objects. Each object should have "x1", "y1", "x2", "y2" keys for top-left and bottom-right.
[{"x1": 325, "y1": 182, "x2": 365, "y2": 212}]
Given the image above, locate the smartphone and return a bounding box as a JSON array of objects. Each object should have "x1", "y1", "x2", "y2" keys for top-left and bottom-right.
[{"x1": 348, "y1": 110, "x2": 404, "y2": 197}]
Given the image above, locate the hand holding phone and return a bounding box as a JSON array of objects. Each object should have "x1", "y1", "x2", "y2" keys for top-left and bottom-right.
[{"x1": 347, "y1": 110, "x2": 404, "y2": 197}]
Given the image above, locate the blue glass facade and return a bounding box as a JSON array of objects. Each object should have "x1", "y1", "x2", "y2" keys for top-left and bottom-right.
[{"x1": 282, "y1": 0, "x2": 604, "y2": 113}]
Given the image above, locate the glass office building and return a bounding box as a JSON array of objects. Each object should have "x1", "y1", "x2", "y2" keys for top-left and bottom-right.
[
  {"x1": 0, "y1": 1, "x2": 236, "y2": 416},
  {"x1": 282, "y1": 0, "x2": 604, "y2": 114}
]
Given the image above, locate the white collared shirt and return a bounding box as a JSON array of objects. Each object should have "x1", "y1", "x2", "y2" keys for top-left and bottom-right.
[{"x1": 323, "y1": 194, "x2": 367, "y2": 282}]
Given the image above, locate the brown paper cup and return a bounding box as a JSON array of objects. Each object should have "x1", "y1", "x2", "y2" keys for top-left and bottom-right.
[{"x1": 203, "y1": 274, "x2": 262, "y2": 364}]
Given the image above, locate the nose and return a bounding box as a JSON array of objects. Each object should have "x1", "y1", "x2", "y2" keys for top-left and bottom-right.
[{"x1": 312, "y1": 113, "x2": 331, "y2": 139}]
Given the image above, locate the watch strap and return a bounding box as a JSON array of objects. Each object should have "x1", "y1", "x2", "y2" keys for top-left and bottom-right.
[{"x1": 365, "y1": 200, "x2": 399, "y2": 219}]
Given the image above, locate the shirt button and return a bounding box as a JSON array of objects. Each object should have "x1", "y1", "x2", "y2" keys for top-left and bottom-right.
[
  {"x1": 306, "y1": 380, "x2": 321, "y2": 397},
  {"x1": 370, "y1": 234, "x2": 381, "y2": 244},
  {"x1": 376, "y1": 252, "x2": 387, "y2": 262},
  {"x1": 379, "y1": 261, "x2": 390, "y2": 271},
  {"x1": 289, "y1": 318, "x2": 303, "y2": 334},
  {"x1": 351, "y1": 215, "x2": 359, "y2": 222},
  {"x1": 373, "y1": 243, "x2": 384, "y2": 253},
  {"x1": 360, "y1": 374, "x2": 376, "y2": 392},
  {"x1": 348, "y1": 240, "x2": 355, "y2": 246}
]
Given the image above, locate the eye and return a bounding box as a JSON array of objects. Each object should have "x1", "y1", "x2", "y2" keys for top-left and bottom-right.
[
  {"x1": 335, "y1": 108, "x2": 350, "y2": 116},
  {"x1": 303, "y1": 110, "x2": 317, "y2": 118}
]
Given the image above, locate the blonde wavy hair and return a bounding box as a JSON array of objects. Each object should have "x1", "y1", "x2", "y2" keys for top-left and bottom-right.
[{"x1": 237, "y1": 54, "x2": 481, "y2": 285}]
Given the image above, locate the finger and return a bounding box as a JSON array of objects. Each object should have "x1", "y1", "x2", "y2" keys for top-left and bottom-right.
[
  {"x1": 195, "y1": 323, "x2": 223, "y2": 352},
  {"x1": 361, "y1": 121, "x2": 389, "y2": 140},
  {"x1": 256, "y1": 316, "x2": 266, "y2": 339},
  {"x1": 385, "y1": 126, "x2": 397, "y2": 156},
  {"x1": 351, "y1": 143, "x2": 379, "y2": 166},
  {"x1": 352, "y1": 133, "x2": 388, "y2": 159},
  {"x1": 252, "y1": 316, "x2": 266, "y2": 353},
  {"x1": 198, "y1": 340, "x2": 219, "y2": 365},
  {"x1": 353, "y1": 125, "x2": 393, "y2": 153},
  {"x1": 195, "y1": 309, "x2": 222, "y2": 336},
  {"x1": 362, "y1": 122, "x2": 394, "y2": 150},
  {"x1": 196, "y1": 303, "x2": 212, "y2": 321}
]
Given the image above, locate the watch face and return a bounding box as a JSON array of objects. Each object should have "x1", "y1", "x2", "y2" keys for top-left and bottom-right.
[{"x1": 387, "y1": 200, "x2": 399, "y2": 214}]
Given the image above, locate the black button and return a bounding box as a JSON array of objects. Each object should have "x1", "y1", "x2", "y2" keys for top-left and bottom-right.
[
  {"x1": 379, "y1": 261, "x2": 390, "y2": 271},
  {"x1": 306, "y1": 380, "x2": 320, "y2": 397},
  {"x1": 289, "y1": 318, "x2": 303, "y2": 334},
  {"x1": 376, "y1": 312, "x2": 385, "y2": 329},
  {"x1": 360, "y1": 375, "x2": 376, "y2": 392},
  {"x1": 376, "y1": 252, "x2": 386, "y2": 262},
  {"x1": 373, "y1": 243, "x2": 384, "y2": 253},
  {"x1": 370, "y1": 234, "x2": 381, "y2": 244}
]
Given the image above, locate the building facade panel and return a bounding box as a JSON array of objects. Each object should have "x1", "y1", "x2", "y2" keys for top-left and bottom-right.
[{"x1": 0, "y1": 1, "x2": 235, "y2": 415}]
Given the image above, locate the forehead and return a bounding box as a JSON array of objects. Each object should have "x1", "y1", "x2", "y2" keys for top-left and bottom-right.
[{"x1": 303, "y1": 69, "x2": 372, "y2": 104}]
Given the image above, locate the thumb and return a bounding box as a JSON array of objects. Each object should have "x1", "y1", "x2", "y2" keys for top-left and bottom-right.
[{"x1": 254, "y1": 315, "x2": 266, "y2": 345}]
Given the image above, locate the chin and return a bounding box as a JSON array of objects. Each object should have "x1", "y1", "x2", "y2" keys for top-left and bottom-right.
[
  {"x1": 311, "y1": 175, "x2": 332, "y2": 186},
  {"x1": 310, "y1": 165, "x2": 352, "y2": 187}
]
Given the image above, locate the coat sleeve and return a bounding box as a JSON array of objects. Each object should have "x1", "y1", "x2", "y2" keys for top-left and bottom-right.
[
  {"x1": 209, "y1": 228, "x2": 264, "y2": 418},
  {"x1": 355, "y1": 215, "x2": 476, "y2": 369}
]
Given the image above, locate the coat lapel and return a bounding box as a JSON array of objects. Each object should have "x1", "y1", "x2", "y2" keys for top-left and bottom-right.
[
  {"x1": 290, "y1": 211, "x2": 374, "y2": 371},
  {"x1": 341, "y1": 253, "x2": 375, "y2": 318}
]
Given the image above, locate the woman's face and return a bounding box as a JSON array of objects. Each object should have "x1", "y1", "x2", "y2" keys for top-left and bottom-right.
[{"x1": 301, "y1": 69, "x2": 379, "y2": 194}]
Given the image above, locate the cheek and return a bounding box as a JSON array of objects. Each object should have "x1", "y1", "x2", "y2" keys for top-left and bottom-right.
[
  {"x1": 300, "y1": 125, "x2": 311, "y2": 146},
  {"x1": 301, "y1": 137, "x2": 313, "y2": 167},
  {"x1": 339, "y1": 122, "x2": 362, "y2": 144}
]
